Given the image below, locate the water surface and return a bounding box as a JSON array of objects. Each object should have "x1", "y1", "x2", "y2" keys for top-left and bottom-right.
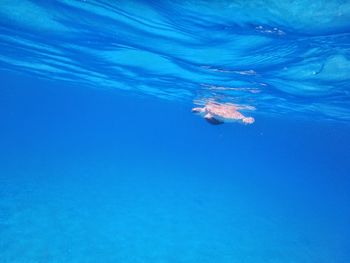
[{"x1": 0, "y1": 1, "x2": 350, "y2": 262}]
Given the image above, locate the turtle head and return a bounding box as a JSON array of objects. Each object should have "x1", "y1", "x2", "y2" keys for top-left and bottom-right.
[{"x1": 192, "y1": 107, "x2": 204, "y2": 114}]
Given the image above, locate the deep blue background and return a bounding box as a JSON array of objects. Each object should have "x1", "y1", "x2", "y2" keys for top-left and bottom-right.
[{"x1": 1, "y1": 71, "x2": 349, "y2": 262}]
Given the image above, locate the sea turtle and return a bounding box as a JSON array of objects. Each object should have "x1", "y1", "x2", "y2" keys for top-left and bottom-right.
[{"x1": 192, "y1": 101, "x2": 255, "y2": 125}]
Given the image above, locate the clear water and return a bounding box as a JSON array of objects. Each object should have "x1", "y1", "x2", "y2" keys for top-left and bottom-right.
[{"x1": 0, "y1": 1, "x2": 350, "y2": 262}]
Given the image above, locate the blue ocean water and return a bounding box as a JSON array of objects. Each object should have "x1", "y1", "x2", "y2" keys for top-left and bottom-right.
[{"x1": 1, "y1": 1, "x2": 350, "y2": 262}]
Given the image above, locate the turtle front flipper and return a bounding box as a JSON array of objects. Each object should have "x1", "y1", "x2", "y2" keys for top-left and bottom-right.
[{"x1": 204, "y1": 113, "x2": 224, "y2": 125}]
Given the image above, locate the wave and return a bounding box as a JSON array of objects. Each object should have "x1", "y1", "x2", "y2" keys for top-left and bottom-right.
[{"x1": 0, "y1": 0, "x2": 349, "y2": 122}]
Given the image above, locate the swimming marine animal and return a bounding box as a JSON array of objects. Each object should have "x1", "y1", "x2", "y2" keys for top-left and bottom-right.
[{"x1": 192, "y1": 101, "x2": 255, "y2": 125}]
